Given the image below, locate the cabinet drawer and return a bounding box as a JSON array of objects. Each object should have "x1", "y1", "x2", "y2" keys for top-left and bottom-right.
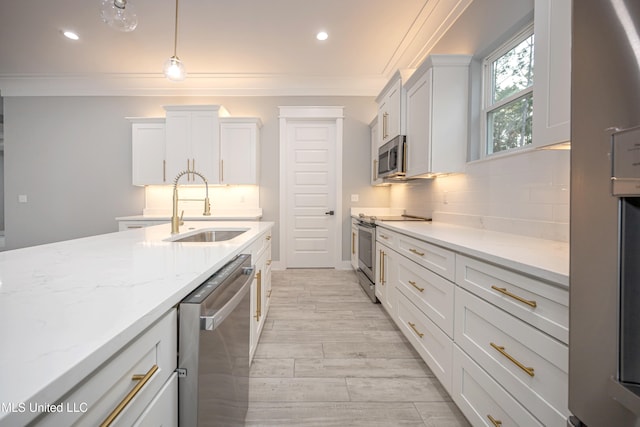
[
  {"x1": 376, "y1": 227, "x2": 398, "y2": 250},
  {"x1": 38, "y1": 310, "x2": 177, "y2": 427},
  {"x1": 397, "y1": 234, "x2": 455, "y2": 281},
  {"x1": 396, "y1": 289, "x2": 452, "y2": 394},
  {"x1": 455, "y1": 288, "x2": 568, "y2": 427},
  {"x1": 456, "y1": 254, "x2": 568, "y2": 343},
  {"x1": 396, "y1": 254, "x2": 454, "y2": 338},
  {"x1": 251, "y1": 231, "x2": 272, "y2": 261},
  {"x1": 452, "y1": 346, "x2": 544, "y2": 427}
]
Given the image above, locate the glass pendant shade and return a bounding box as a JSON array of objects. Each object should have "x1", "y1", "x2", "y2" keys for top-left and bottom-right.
[
  {"x1": 163, "y1": 56, "x2": 186, "y2": 81},
  {"x1": 100, "y1": 0, "x2": 138, "y2": 32}
]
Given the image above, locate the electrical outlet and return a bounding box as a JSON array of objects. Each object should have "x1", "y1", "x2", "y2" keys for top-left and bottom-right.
[
  {"x1": 18, "y1": 195, "x2": 28, "y2": 203},
  {"x1": 351, "y1": 194, "x2": 359, "y2": 202}
]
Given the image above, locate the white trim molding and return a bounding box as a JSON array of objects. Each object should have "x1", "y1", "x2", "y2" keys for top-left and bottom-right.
[{"x1": 278, "y1": 106, "x2": 344, "y2": 270}]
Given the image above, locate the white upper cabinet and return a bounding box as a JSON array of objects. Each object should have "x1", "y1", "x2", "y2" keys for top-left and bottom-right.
[
  {"x1": 369, "y1": 116, "x2": 384, "y2": 185},
  {"x1": 130, "y1": 118, "x2": 166, "y2": 186},
  {"x1": 164, "y1": 105, "x2": 227, "y2": 184},
  {"x1": 376, "y1": 71, "x2": 407, "y2": 146},
  {"x1": 532, "y1": 0, "x2": 571, "y2": 147},
  {"x1": 219, "y1": 118, "x2": 262, "y2": 185},
  {"x1": 404, "y1": 55, "x2": 471, "y2": 178}
]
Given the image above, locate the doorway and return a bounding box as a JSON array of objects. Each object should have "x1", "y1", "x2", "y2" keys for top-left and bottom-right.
[{"x1": 279, "y1": 106, "x2": 344, "y2": 268}]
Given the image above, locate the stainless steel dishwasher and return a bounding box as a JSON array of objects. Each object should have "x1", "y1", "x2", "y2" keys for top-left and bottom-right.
[{"x1": 178, "y1": 254, "x2": 254, "y2": 427}]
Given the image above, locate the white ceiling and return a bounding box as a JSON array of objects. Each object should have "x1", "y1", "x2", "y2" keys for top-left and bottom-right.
[{"x1": 0, "y1": 0, "x2": 472, "y2": 96}]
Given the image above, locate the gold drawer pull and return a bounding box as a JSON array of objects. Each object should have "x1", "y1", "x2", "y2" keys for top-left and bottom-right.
[
  {"x1": 490, "y1": 342, "x2": 535, "y2": 377},
  {"x1": 352, "y1": 232, "x2": 356, "y2": 254},
  {"x1": 409, "y1": 248, "x2": 425, "y2": 257},
  {"x1": 266, "y1": 235, "x2": 272, "y2": 241},
  {"x1": 379, "y1": 234, "x2": 389, "y2": 240},
  {"x1": 100, "y1": 364, "x2": 159, "y2": 427},
  {"x1": 408, "y1": 322, "x2": 424, "y2": 338},
  {"x1": 267, "y1": 260, "x2": 272, "y2": 266},
  {"x1": 267, "y1": 289, "x2": 272, "y2": 298},
  {"x1": 379, "y1": 250, "x2": 385, "y2": 285},
  {"x1": 487, "y1": 414, "x2": 503, "y2": 426},
  {"x1": 491, "y1": 285, "x2": 537, "y2": 308},
  {"x1": 255, "y1": 271, "x2": 262, "y2": 321},
  {"x1": 409, "y1": 280, "x2": 424, "y2": 292}
]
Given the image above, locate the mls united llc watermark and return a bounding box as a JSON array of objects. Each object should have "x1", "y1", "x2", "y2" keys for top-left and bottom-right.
[{"x1": 1, "y1": 401, "x2": 88, "y2": 414}]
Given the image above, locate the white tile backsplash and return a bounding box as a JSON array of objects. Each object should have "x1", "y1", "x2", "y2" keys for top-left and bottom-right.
[
  {"x1": 390, "y1": 149, "x2": 570, "y2": 241},
  {"x1": 143, "y1": 185, "x2": 260, "y2": 216}
]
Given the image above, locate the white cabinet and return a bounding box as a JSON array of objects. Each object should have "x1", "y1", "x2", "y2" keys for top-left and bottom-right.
[
  {"x1": 453, "y1": 254, "x2": 569, "y2": 426},
  {"x1": 376, "y1": 240, "x2": 398, "y2": 317},
  {"x1": 350, "y1": 218, "x2": 358, "y2": 270},
  {"x1": 376, "y1": 71, "x2": 406, "y2": 145},
  {"x1": 133, "y1": 372, "x2": 178, "y2": 426},
  {"x1": 404, "y1": 55, "x2": 471, "y2": 178},
  {"x1": 37, "y1": 310, "x2": 177, "y2": 427},
  {"x1": 369, "y1": 117, "x2": 384, "y2": 185},
  {"x1": 219, "y1": 118, "x2": 261, "y2": 185},
  {"x1": 130, "y1": 118, "x2": 166, "y2": 186},
  {"x1": 532, "y1": 0, "x2": 571, "y2": 147},
  {"x1": 164, "y1": 105, "x2": 226, "y2": 184},
  {"x1": 250, "y1": 230, "x2": 272, "y2": 362}
]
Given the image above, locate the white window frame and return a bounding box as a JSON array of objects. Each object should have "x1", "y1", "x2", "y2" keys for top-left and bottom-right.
[{"x1": 481, "y1": 23, "x2": 535, "y2": 158}]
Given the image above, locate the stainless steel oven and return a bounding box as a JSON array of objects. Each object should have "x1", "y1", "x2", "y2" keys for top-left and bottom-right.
[{"x1": 356, "y1": 220, "x2": 377, "y2": 302}]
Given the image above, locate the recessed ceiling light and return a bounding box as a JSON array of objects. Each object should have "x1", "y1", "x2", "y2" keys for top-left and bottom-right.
[
  {"x1": 316, "y1": 31, "x2": 328, "y2": 41},
  {"x1": 63, "y1": 31, "x2": 80, "y2": 41}
]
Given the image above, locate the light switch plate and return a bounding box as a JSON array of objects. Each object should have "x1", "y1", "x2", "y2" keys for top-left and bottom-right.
[{"x1": 18, "y1": 195, "x2": 28, "y2": 203}]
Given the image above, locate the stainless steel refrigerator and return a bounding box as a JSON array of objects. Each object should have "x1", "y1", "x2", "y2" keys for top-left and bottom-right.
[{"x1": 570, "y1": 1, "x2": 640, "y2": 426}]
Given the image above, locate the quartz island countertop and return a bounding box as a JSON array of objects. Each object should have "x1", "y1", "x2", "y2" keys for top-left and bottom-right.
[{"x1": 0, "y1": 220, "x2": 273, "y2": 426}]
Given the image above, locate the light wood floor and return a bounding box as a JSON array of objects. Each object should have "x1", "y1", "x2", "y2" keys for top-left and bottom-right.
[{"x1": 246, "y1": 269, "x2": 470, "y2": 427}]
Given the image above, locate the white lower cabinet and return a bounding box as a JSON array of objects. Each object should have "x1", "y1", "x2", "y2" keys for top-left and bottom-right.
[
  {"x1": 455, "y1": 287, "x2": 568, "y2": 427},
  {"x1": 452, "y1": 345, "x2": 544, "y2": 427},
  {"x1": 396, "y1": 289, "x2": 453, "y2": 394},
  {"x1": 375, "y1": 225, "x2": 569, "y2": 426},
  {"x1": 37, "y1": 310, "x2": 177, "y2": 427},
  {"x1": 250, "y1": 230, "x2": 273, "y2": 362},
  {"x1": 132, "y1": 372, "x2": 178, "y2": 426}
]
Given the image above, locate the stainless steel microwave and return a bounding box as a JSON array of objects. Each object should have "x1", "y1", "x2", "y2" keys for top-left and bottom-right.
[{"x1": 378, "y1": 135, "x2": 406, "y2": 179}]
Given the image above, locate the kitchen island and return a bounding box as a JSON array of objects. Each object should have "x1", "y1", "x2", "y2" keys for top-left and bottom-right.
[{"x1": 0, "y1": 220, "x2": 273, "y2": 426}]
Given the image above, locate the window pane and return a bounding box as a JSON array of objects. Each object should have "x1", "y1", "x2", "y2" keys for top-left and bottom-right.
[
  {"x1": 492, "y1": 34, "x2": 534, "y2": 103},
  {"x1": 487, "y1": 93, "x2": 533, "y2": 154}
]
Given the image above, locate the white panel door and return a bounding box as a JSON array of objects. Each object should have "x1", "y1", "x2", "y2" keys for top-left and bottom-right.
[{"x1": 285, "y1": 121, "x2": 337, "y2": 268}]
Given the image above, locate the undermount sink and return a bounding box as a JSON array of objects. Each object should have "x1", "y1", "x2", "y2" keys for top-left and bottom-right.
[{"x1": 168, "y1": 229, "x2": 247, "y2": 243}]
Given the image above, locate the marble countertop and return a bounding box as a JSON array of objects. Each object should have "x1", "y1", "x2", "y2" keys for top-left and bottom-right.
[
  {"x1": 374, "y1": 221, "x2": 569, "y2": 287},
  {"x1": 0, "y1": 221, "x2": 273, "y2": 426}
]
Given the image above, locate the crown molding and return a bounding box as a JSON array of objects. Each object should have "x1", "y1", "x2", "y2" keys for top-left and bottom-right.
[{"x1": 0, "y1": 73, "x2": 388, "y2": 97}]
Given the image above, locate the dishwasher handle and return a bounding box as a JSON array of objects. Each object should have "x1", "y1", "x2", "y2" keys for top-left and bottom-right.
[{"x1": 200, "y1": 266, "x2": 254, "y2": 331}]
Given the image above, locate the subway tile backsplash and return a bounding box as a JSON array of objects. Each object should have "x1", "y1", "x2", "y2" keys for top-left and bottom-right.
[{"x1": 391, "y1": 149, "x2": 570, "y2": 242}]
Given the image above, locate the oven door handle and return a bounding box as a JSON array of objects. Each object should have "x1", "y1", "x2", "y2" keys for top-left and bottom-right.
[{"x1": 200, "y1": 266, "x2": 254, "y2": 331}]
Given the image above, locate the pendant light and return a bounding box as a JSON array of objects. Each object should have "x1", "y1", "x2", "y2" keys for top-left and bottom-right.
[
  {"x1": 100, "y1": 0, "x2": 138, "y2": 32},
  {"x1": 163, "y1": 0, "x2": 186, "y2": 81}
]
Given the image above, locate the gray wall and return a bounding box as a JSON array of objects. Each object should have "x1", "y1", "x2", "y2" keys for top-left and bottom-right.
[{"x1": 3, "y1": 96, "x2": 387, "y2": 258}]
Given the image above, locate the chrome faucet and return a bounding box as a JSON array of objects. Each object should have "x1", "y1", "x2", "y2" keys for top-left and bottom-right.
[{"x1": 171, "y1": 170, "x2": 211, "y2": 234}]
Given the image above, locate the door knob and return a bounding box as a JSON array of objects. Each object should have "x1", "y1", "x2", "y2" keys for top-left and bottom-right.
[{"x1": 325, "y1": 210, "x2": 335, "y2": 216}]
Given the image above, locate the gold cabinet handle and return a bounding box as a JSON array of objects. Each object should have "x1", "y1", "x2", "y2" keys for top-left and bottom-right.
[
  {"x1": 379, "y1": 234, "x2": 389, "y2": 240},
  {"x1": 100, "y1": 364, "x2": 159, "y2": 427},
  {"x1": 221, "y1": 159, "x2": 224, "y2": 182},
  {"x1": 490, "y1": 342, "x2": 535, "y2": 377},
  {"x1": 487, "y1": 415, "x2": 503, "y2": 426},
  {"x1": 352, "y1": 232, "x2": 356, "y2": 255},
  {"x1": 408, "y1": 322, "x2": 424, "y2": 338},
  {"x1": 255, "y1": 271, "x2": 262, "y2": 321},
  {"x1": 383, "y1": 112, "x2": 389, "y2": 139},
  {"x1": 409, "y1": 280, "x2": 424, "y2": 292},
  {"x1": 409, "y1": 248, "x2": 425, "y2": 257},
  {"x1": 379, "y1": 250, "x2": 385, "y2": 285},
  {"x1": 163, "y1": 159, "x2": 166, "y2": 182},
  {"x1": 491, "y1": 285, "x2": 537, "y2": 308},
  {"x1": 266, "y1": 235, "x2": 272, "y2": 241},
  {"x1": 373, "y1": 159, "x2": 378, "y2": 181},
  {"x1": 267, "y1": 289, "x2": 272, "y2": 298},
  {"x1": 267, "y1": 260, "x2": 272, "y2": 266}
]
